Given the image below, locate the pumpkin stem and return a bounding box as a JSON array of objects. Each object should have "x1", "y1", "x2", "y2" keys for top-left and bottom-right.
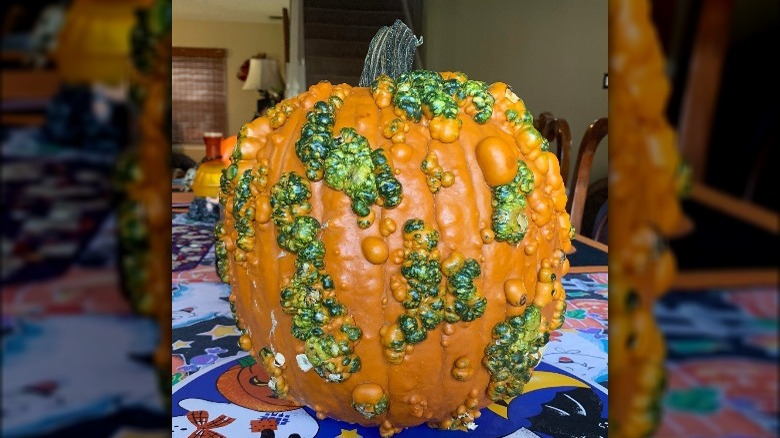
[{"x1": 358, "y1": 19, "x2": 423, "y2": 87}]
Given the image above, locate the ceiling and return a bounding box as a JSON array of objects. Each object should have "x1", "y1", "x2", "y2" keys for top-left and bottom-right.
[{"x1": 173, "y1": 0, "x2": 289, "y2": 24}]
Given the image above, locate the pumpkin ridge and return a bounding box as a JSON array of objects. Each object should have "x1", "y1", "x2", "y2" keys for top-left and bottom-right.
[
  {"x1": 448, "y1": 126, "x2": 486, "y2": 326},
  {"x1": 374, "y1": 99, "x2": 417, "y2": 427},
  {"x1": 270, "y1": 97, "x2": 304, "y2": 188},
  {"x1": 423, "y1": 133, "x2": 447, "y2": 400},
  {"x1": 380, "y1": 111, "x2": 443, "y2": 426},
  {"x1": 268, "y1": 171, "x2": 364, "y2": 388},
  {"x1": 371, "y1": 96, "x2": 393, "y2": 423},
  {"x1": 309, "y1": 154, "x2": 361, "y2": 418},
  {"x1": 453, "y1": 116, "x2": 511, "y2": 412},
  {"x1": 431, "y1": 129, "x2": 489, "y2": 429},
  {"x1": 217, "y1": 135, "x2": 295, "y2": 399},
  {"x1": 265, "y1": 102, "x2": 308, "y2": 402},
  {"x1": 258, "y1": 115, "x2": 292, "y2": 382},
  {"x1": 334, "y1": 89, "x2": 392, "y2": 423},
  {"x1": 219, "y1": 159, "x2": 269, "y2": 327},
  {"x1": 322, "y1": 88, "x2": 400, "y2": 425}
]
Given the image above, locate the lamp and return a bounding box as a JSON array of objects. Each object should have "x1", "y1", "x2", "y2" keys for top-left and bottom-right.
[{"x1": 242, "y1": 58, "x2": 284, "y2": 117}]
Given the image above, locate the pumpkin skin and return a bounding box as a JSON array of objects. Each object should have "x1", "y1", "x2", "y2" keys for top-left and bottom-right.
[
  {"x1": 117, "y1": 0, "x2": 171, "y2": 398},
  {"x1": 609, "y1": 0, "x2": 688, "y2": 436},
  {"x1": 217, "y1": 71, "x2": 573, "y2": 435}
]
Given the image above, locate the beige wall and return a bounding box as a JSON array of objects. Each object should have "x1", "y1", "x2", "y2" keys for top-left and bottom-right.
[
  {"x1": 172, "y1": 19, "x2": 284, "y2": 158},
  {"x1": 422, "y1": 0, "x2": 608, "y2": 184}
]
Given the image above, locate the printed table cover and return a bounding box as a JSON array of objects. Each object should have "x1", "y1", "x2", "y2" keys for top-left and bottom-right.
[
  {"x1": 171, "y1": 227, "x2": 610, "y2": 438},
  {"x1": 171, "y1": 212, "x2": 779, "y2": 437}
]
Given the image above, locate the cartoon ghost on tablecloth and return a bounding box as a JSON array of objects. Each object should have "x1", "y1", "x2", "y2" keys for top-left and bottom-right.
[{"x1": 172, "y1": 398, "x2": 318, "y2": 438}]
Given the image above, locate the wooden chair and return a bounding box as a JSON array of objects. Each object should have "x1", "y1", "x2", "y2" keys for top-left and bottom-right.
[
  {"x1": 566, "y1": 117, "x2": 608, "y2": 234},
  {"x1": 665, "y1": 0, "x2": 778, "y2": 289},
  {"x1": 672, "y1": 182, "x2": 778, "y2": 289},
  {"x1": 676, "y1": 0, "x2": 733, "y2": 184},
  {"x1": 534, "y1": 111, "x2": 572, "y2": 187}
]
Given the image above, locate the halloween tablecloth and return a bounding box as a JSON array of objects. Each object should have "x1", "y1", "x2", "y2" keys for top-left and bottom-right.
[
  {"x1": 1, "y1": 212, "x2": 168, "y2": 438},
  {"x1": 654, "y1": 288, "x2": 778, "y2": 437},
  {"x1": 1, "y1": 133, "x2": 167, "y2": 437},
  {"x1": 170, "y1": 214, "x2": 778, "y2": 437},
  {"x1": 170, "y1": 213, "x2": 610, "y2": 438},
  {"x1": 1, "y1": 154, "x2": 115, "y2": 285}
]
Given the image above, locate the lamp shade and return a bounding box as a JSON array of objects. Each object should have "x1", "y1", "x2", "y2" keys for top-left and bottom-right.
[{"x1": 242, "y1": 58, "x2": 283, "y2": 91}]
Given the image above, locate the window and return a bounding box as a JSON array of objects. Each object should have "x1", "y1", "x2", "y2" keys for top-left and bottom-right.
[{"x1": 171, "y1": 47, "x2": 227, "y2": 144}]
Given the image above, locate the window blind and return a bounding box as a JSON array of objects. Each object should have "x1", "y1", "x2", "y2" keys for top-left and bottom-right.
[{"x1": 171, "y1": 47, "x2": 227, "y2": 144}]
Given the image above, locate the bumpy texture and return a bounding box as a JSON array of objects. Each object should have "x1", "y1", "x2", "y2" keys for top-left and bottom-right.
[
  {"x1": 610, "y1": 0, "x2": 689, "y2": 436},
  {"x1": 217, "y1": 70, "x2": 572, "y2": 436},
  {"x1": 115, "y1": 0, "x2": 171, "y2": 401}
]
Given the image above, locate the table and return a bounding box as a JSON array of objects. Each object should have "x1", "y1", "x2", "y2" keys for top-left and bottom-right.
[
  {"x1": 170, "y1": 214, "x2": 609, "y2": 438},
  {"x1": 655, "y1": 286, "x2": 778, "y2": 437},
  {"x1": 1, "y1": 134, "x2": 168, "y2": 437},
  {"x1": 657, "y1": 181, "x2": 778, "y2": 436},
  {"x1": 172, "y1": 207, "x2": 779, "y2": 437}
]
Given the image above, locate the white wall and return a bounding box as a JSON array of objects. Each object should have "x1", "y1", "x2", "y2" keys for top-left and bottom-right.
[{"x1": 422, "y1": 0, "x2": 608, "y2": 184}]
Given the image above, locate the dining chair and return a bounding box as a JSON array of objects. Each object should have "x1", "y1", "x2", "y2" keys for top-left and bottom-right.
[
  {"x1": 534, "y1": 111, "x2": 572, "y2": 187},
  {"x1": 676, "y1": 0, "x2": 733, "y2": 185},
  {"x1": 566, "y1": 117, "x2": 608, "y2": 235},
  {"x1": 663, "y1": 0, "x2": 778, "y2": 288}
]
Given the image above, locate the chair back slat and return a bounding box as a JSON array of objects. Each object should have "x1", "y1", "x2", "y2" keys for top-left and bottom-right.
[
  {"x1": 534, "y1": 111, "x2": 572, "y2": 187},
  {"x1": 567, "y1": 117, "x2": 608, "y2": 233}
]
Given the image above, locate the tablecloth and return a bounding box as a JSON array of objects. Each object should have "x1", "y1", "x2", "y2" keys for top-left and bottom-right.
[
  {"x1": 170, "y1": 211, "x2": 779, "y2": 437},
  {"x1": 170, "y1": 214, "x2": 609, "y2": 438},
  {"x1": 1, "y1": 131, "x2": 167, "y2": 438},
  {"x1": 655, "y1": 287, "x2": 778, "y2": 437}
]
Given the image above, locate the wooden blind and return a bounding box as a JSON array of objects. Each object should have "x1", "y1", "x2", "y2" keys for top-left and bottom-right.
[{"x1": 172, "y1": 47, "x2": 227, "y2": 144}]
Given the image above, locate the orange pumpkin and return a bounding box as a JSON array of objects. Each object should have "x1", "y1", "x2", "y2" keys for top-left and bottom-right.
[
  {"x1": 217, "y1": 70, "x2": 573, "y2": 436},
  {"x1": 118, "y1": 0, "x2": 171, "y2": 383},
  {"x1": 221, "y1": 135, "x2": 237, "y2": 166},
  {"x1": 609, "y1": 0, "x2": 688, "y2": 436}
]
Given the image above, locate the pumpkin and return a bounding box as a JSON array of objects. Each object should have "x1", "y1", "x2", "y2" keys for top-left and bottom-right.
[
  {"x1": 221, "y1": 135, "x2": 238, "y2": 166},
  {"x1": 216, "y1": 69, "x2": 573, "y2": 436},
  {"x1": 116, "y1": 0, "x2": 171, "y2": 403},
  {"x1": 609, "y1": 0, "x2": 689, "y2": 436}
]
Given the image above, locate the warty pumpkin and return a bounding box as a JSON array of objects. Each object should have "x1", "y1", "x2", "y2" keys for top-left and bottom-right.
[
  {"x1": 116, "y1": 0, "x2": 171, "y2": 402},
  {"x1": 217, "y1": 69, "x2": 573, "y2": 436},
  {"x1": 609, "y1": 0, "x2": 689, "y2": 436}
]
